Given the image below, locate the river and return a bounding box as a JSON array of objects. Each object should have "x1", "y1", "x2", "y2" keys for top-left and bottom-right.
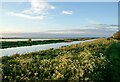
[{"x1": 0, "y1": 39, "x2": 95, "y2": 57}]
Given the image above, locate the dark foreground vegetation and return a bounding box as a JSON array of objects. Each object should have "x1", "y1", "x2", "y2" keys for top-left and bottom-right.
[
  {"x1": 1, "y1": 38, "x2": 120, "y2": 82},
  {"x1": 1, "y1": 38, "x2": 92, "y2": 49}
]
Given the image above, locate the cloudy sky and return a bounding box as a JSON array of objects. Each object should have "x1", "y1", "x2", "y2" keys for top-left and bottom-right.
[{"x1": 0, "y1": 0, "x2": 119, "y2": 38}]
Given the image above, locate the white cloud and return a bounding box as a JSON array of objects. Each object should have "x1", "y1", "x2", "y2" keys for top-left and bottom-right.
[
  {"x1": 48, "y1": 31, "x2": 85, "y2": 34},
  {"x1": 47, "y1": 30, "x2": 86, "y2": 34},
  {"x1": 23, "y1": 0, "x2": 51, "y2": 15},
  {"x1": 62, "y1": 10, "x2": 73, "y2": 15},
  {"x1": 8, "y1": 0, "x2": 55, "y2": 20},
  {"x1": 50, "y1": 6, "x2": 56, "y2": 9},
  {"x1": 9, "y1": 12, "x2": 45, "y2": 20}
]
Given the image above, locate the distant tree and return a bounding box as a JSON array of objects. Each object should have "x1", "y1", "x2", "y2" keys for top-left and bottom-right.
[{"x1": 28, "y1": 38, "x2": 32, "y2": 42}]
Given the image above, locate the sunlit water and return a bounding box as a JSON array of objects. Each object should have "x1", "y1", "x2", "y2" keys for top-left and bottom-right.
[{"x1": 0, "y1": 39, "x2": 95, "y2": 57}]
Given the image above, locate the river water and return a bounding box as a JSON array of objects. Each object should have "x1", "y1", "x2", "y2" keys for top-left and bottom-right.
[{"x1": 0, "y1": 39, "x2": 95, "y2": 57}]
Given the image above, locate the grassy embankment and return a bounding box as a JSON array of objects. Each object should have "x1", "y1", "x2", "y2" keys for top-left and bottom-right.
[
  {"x1": 1, "y1": 38, "x2": 92, "y2": 49},
  {"x1": 1, "y1": 38, "x2": 120, "y2": 81}
]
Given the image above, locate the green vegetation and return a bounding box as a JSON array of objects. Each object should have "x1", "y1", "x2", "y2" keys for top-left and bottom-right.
[
  {"x1": 1, "y1": 39, "x2": 64, "y2": 49},
  {"x1": 1, "y1": 38, "x2": 120, "y2": 81},
  {"x1": 1, "y1": 38, "x2": 92, "y2": 49}
]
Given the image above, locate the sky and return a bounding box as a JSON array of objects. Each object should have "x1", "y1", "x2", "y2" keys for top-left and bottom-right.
[{"x1": 0, "y1": 0, "x2": 119, "y2": 38}]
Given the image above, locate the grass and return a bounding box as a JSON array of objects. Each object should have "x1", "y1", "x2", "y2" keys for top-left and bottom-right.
[
  {"x1": 1, "y1": 40, "x2": 65, "y2": 49},
  {"x1": 1, "y1": 38, "x2": 120, "y2": 81}
]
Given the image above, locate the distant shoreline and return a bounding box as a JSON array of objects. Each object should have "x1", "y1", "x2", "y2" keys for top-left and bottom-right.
[
  {"x1": 0, "y1": 37, "x2": 104, "y2": 39},
  {"x1": 1, "y1": 38, "x2": 97, "y2": 49}
]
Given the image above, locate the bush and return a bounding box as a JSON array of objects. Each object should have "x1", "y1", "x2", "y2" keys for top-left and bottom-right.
[{"x1": 112, "y1": 31, "x2": 120, "y2": 39}]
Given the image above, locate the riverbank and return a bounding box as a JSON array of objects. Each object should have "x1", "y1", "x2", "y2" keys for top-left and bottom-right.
[
  {"x1": 0, "y1": 39, "x2": 95, "y2": 57},
  {"x1": 1, "y1": 38, "x2": 94, "y2": 49},
  {"x1": 1, "y1": 38, "x2": 120, "y2": 81}
]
